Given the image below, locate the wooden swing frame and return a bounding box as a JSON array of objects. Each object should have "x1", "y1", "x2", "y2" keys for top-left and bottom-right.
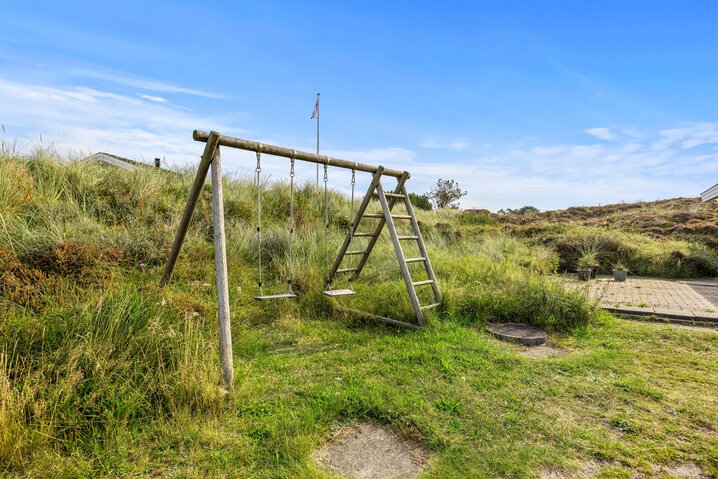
[{"x1": 160, "y1": 130, "x2": 442, "y2": 388}]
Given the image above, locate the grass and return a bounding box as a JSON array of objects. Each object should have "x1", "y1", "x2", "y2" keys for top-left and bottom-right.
[
  {"x1": 531, "y1": 226, "x2": 718, "y2": 278},
  {"x1": 1, "y1": 150, "x2": 717, "y2": 477},
  {"x1": 496, "y1": 203, "x2": 718, "y2": 278}
]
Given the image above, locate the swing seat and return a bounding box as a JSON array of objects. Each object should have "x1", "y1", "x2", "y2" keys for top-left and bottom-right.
[
  {"x1": 254, "y1": 293, "x2": 298, "y2": 300},
  {"x1": 323, "y1": 289, "x2": 356, "y2": 297}
]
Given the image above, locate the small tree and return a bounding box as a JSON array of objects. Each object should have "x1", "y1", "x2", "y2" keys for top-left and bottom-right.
[
  {"x1": 429, "y1": 179, "x2": 467, "y2": 209},
  {"x1": 409, "y1": 192, "x2": 432, "y2": 211}
]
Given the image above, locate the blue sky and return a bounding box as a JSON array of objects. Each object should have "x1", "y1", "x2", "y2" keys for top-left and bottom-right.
[{"x1": 2, "y1": 1, "x2": 718, "y2": 210}]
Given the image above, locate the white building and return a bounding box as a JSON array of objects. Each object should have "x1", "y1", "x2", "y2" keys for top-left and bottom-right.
[
  {"x1": 82, "y1": 152, "x2": 160, "y2": 171},
  {"x1": 701, "y1": 183, "x2": 718, "y2": 202}
]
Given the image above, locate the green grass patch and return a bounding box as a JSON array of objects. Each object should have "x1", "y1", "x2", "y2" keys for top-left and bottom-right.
[{"x1": 1, "y1": 151, "x2": 717, "y2": 477}]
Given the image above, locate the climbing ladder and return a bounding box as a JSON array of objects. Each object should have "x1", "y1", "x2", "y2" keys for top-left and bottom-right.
[{"x1": 326, "y1": 167, "x2": 442, "y2": 328}]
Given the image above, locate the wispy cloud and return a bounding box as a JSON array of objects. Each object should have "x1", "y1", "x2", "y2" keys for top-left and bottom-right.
[
  {"x1": 328, "y1": 147, "x2": 415, "y2": 164},
  {"x1": 69, "y1": 67, "x2": 226, "y2": 99},
  {"x1": 384, "y1": 123, "x2": 718, "y2": 211},
  {"x1": 138, "y1": 94, "x2": 169, "y2": 103},
  {"x1": 584, "y1": 127, "x2": 616, "y2": 140},
  {"x1": 1, "y1": 76, "x2": 714, "y2": 211},
  {"x1": 0, "y1": 77, "x2": 241, "y2": 164},
  {"x1": 652, "y1": 123, "x2": 718, "y2": 151},
  {"x1": 420, "y1": 139, "x2": 469, "y2": 150}
]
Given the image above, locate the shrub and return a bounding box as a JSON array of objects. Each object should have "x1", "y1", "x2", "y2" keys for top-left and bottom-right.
[
  {"x1": 409, "y1": 192, "x2": 432, "y2": 211},
  {"x1": 498, "y1": 205, "x2": 540, "y2": 215}
]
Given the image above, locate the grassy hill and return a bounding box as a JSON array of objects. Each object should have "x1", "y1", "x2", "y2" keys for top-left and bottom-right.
[
  {"x1": 500, "y1": 197, "x2": 718, "y2": 242},
  {"x1": 468, "y1": 198, "x2": 718, "y2": 278},
  {"x1": 1, "y1": 150, "x2": 717, "y2": 477}
]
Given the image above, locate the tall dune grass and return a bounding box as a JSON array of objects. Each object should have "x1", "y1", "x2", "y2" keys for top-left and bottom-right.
[{"x1": 0, "y1": 150, "x2": 594, "y2": 471}]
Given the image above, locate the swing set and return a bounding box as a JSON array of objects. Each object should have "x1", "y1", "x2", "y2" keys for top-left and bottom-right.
[{"x1": 160, "y1": 130, "x2": 441, "y2": 385}]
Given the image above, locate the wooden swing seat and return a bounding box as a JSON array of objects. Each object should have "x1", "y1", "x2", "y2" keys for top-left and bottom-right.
[
  {"x1": 322, "y1": 289, "x2": 356, "y2": 297},
  {"x1": 253, "y1": 293, "x2": 298, "y2": 300}
]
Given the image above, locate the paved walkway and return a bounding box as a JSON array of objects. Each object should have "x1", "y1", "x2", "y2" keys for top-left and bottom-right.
[{"x1": 568, "y1": 276, "x2": 718, "y2": 324}]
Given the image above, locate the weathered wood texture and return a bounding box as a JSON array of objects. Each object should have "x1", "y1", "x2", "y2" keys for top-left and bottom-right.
[
  {"x1": 353, "y1": 173, "x2": 410, "y2": 278},
  {"x1": 326, "y1": 167, "x2": 385, "y2": 285},
  {"x1": 376, "y1": 181, "x2": 426, "y2": 327},
  {"x1": 211, "y1": 146, "x2": 234, "y2": 388},
  {"x1": 161, "y1": 131, "x2": 220, "y2": 286},
  {"x1": 402, "y1": 185, "x2": 442, "y2": 304},
  {"x1": 193, "y1": 130, "x2": 408, "y2": 179}
]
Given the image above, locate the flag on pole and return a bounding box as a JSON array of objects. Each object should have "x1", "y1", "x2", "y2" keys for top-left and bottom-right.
[
  {"x1": 312, "y1": 93, "x2": 320, "y2": 185},
  {"x1": 310, "y1": 97, "x2": 319, "y2": 119}
]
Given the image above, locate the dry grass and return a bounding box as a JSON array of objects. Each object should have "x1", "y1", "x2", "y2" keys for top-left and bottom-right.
[{"x1": 0, "y1": 151, "x2": 716, "y2": 477}]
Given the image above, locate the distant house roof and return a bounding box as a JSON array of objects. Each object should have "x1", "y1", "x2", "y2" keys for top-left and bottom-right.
[
  {"x1": 83, "y1": 152, "x2": 152, "y2": 171},
  {"x1": 701, "y1": 183, "x2": 718, "y2": 202}
]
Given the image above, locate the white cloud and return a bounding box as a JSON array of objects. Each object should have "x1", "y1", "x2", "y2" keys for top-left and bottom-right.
[
  {"x1": 2, "y1": 73, "x2": 716, "y2": 211},
  {"x1": 138, "y1": 94, "x2": 169, "y2": 103},
  {"x1": 0, "y1": 77, "x2": 241, "y2": 165},
  {"x1": 69, "y1": 67, "x2": 226, "y2": 99},
  {"x1": 327, "y1": 147, "x2": 415, "y2": 164},
  {"x1": 584, "y1": 127, "x2": 616, "y2": 140},
  {"x1": 652, "y1": 123, "x2": 718, "y2": 151},
  {"x1": 420, "y1": 139, "x2": 469, "y2": 150}
]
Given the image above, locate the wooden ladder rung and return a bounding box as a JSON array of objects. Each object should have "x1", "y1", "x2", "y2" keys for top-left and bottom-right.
[
  {"x1": 374, "y1": 192, "x2": 405, "y2": 199},
  {"x1": 404, "y1": 257, "x2": 426, "y2": 263},
  {"x1": 346, "y1": 250, "x2": 368, "y2": 256},
  {"x1": 363, "y1": 213, "x2": 412, "y2": 220},
  {"x1": 353, "y1": 232, "x2": 376, "y2": 237},
  {"x1": 421, "y1": 302, "x2": 441, "y2": 310},
  {"x1": 412, "y1": 279, "x2": 435, "y2": 286},
  {"x1": 336, "y1": 267, "x2": 359, "y2": 274},
  {"x1": 398, "y1": 235, "x2": 419, "y2": 240}
]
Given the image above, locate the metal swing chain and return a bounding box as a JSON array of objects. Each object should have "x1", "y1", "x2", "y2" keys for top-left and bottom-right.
[
  {"x1": 256, "y1": 151, "x2": 263, "y2": 296},
  {"x1": 348, "y1": 166, "x2": 356, "y2": 288},
  {"x1": 288, "y1": 152, "x2": 296, "y2": 293},
  {"x1": 323, "y1": 164, "x2": 330, "y2": 290}
]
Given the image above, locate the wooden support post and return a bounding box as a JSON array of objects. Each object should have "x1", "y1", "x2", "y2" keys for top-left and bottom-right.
[
  {"x1": 160, "y1": 131, "x2": 220, "y2": 286},
  {"x1": 211, "y1": 146, "x2": 233, "y2": 389}
]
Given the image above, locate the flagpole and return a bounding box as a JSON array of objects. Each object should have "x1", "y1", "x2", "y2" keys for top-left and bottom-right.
[{"x1": 315, "y1": 92, "x2": 320, "y2": 187}]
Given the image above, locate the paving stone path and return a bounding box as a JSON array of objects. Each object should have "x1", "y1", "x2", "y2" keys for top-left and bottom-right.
[{"x1": 568, "y1": 276, "x2": 718, "y2": 324}]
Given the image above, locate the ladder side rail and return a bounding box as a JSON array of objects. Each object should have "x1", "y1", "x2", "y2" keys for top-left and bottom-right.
[
  {"x1": 352, "y1": 172, "x2": 410, "y2": 279},
  {"x1": 376, "y1": 181, "x2": 426, "y2": 327},
  {"x1": 402, "y1": 186, "x2": 442, "y2": 304},
  {"x1": 326, "y1": 167, "x2": 385, "y2": 285}
]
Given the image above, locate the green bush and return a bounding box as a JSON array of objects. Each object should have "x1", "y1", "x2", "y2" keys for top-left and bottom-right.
[{"x1": 409, "y1": 192, "x2": 432, "y2": 211}]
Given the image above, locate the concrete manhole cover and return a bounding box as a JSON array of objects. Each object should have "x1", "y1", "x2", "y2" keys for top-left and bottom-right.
[
  {"x1": 314, "y1": 422, "x2": 428, "y2": 479},
  {"x1": 486, "y1": 323, "x2": 548, "y2": 346}
]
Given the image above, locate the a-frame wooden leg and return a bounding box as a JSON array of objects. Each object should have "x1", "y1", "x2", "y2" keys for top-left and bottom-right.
[
  {"x1": 375, "y1": 181, "x2": 426, "y2": 327},
  {"x1": 352, "y1": 172, "x2": 410, "y2": 279},
  {"x1": 402, "y1": 185, "x2": 442, "y2": 306},
  {"x1": 326, "y1": 167, "x2": 385, "y2": 286}
]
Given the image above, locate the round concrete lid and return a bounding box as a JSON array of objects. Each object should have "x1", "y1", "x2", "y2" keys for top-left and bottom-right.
[{"x1": 486, "y1": 323, "x2": 548, "y2": 346}]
